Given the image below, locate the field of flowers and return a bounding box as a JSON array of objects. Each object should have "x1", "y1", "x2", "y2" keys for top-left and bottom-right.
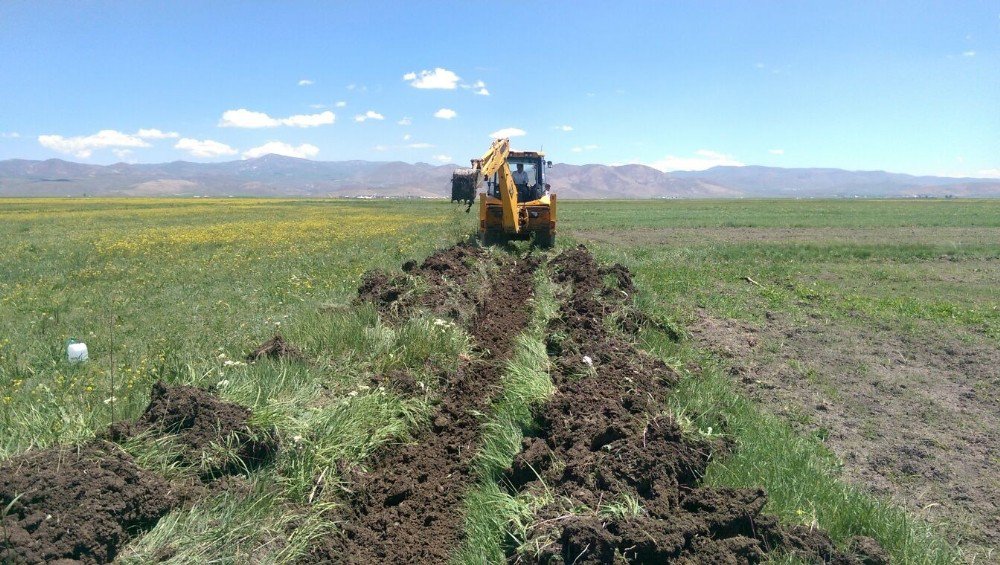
[{"x1": 0, "y1": 198, "x2": 466, "y2": 459}]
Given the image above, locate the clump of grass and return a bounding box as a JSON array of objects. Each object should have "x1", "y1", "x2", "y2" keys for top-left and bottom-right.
[
  {"x1": 118, "y1": 473, "x2": 335, "y2": 564},
  {"x1": 597, "y1": 493, "x2": 644, "y2": 520}
]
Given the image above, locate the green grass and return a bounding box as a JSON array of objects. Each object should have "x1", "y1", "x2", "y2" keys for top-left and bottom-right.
[
  {"x1": 559, "y1": 198, "x2": 1000, "y2": 229},
  {"x1": 565, "y1": 201, "x2": 999, "y2": 342}
]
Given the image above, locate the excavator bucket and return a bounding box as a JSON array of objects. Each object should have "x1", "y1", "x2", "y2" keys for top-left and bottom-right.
[{"x1": 451, "y1": 168, "x2": 479, "y2": 209}]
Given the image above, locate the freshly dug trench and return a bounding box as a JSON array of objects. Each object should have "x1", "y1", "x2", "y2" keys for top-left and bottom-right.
[
  {"x1": 108, "y1": 381, "x2": 278, "y2": 479},
  {"x1": 0, "y1": 442, "x2": 176, "y2": 565},
  {"x1": 313, "y1": 250, "x2": 539, "y2": 563},
  {"x1": 508, "y1": 246, "x2": 885, "y2": 564}
]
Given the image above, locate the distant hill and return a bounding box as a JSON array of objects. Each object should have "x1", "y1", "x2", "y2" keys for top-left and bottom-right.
[{"x1": 1, "y1": 155, "x2": 997, "y2": 198}]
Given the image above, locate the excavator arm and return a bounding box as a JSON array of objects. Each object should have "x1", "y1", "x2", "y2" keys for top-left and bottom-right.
[{"x1": 474, "y1": 138, "x2": 521, "y2": 234}]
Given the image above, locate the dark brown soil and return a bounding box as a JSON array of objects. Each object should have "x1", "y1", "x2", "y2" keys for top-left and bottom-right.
[
  {"x1": 357, "y1": 242, "x2": 487, "y2": 323},
  {"x1": 108, "y1": 381, "x2": 278, "y2": 479},
  {"x1": 246, "y1": 333, "x2": 304, "y2": 362},
  {"x1": 508, "y1": 246, "x2": 880, "y2": 564},
  {"x1": 0, "y1": 442, "x2": 176, "y2": 564},
  {"x1": 690, "y1": 310, "x2": 999, "y2": 556},
  {"x1": 314, "y1": 250, "x2": 539, "y2": 563}
]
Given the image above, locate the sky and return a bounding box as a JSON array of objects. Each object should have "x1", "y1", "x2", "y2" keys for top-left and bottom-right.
[{"x1": 0, "y1": 1, "x2": 997, "y2": 177}]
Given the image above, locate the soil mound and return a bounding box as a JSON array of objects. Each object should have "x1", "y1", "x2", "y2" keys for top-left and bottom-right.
[
  {"x1": 314, "y1": 254, "x2": 539, "y2": 563},
  {"x1": 509, "y1": 246, "x2": 877, "y2": 564},
  {"x1": 0, "y1": 442, "x2": 175, "y2": 564},
  {"x1": 246, "y1": 333, "x2": 303, "y2": 362},
  {"x1": 109, "y1": 381, "x2": 278, "y2": 478},
  {"x1": 357, "y1": 242, "x2": 487, "y2": 322}
]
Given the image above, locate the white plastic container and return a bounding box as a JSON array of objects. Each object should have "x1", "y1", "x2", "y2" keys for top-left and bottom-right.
[{"x1": 67, "y1": 339, "x2": 89, "y2": 363}]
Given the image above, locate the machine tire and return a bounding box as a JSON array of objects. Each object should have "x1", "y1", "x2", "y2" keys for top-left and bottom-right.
[
  {"x1": 535, "y1": 229, "x2": 555, "y2": 249},
  {"x1": 480, "y1": 229, "x2": 504, "y2": 246}
]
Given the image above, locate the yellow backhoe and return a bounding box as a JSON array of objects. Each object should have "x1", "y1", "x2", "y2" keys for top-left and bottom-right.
[{"x1": 451, "y1": 138, "x2": 556, "y2": 247}]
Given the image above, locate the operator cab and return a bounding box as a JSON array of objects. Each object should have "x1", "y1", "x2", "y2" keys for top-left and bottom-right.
[{"x1": 488, "y1": 151, "x2": 550, "y2": 202}]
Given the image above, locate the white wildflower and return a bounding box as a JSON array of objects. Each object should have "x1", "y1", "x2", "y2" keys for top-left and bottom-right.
[{"x1": 583, "y1": 355, "x2": 593, "y2": 366}]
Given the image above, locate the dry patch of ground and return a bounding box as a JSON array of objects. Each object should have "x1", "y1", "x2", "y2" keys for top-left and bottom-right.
[{"x1": 690, "y1": 310, "x2": 999, "y2": 556}]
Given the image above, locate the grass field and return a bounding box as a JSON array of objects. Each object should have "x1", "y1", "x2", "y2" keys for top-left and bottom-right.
[{"x1": 1, "y1": 197, "x2": 996, "y2": 562}]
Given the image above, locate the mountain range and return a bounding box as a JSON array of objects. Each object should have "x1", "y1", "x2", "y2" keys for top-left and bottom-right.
[{"x1": 1, "y1": 155, "x2": 998, "y2": 199}]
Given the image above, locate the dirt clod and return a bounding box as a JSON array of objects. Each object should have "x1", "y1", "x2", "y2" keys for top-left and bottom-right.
[
  {"x1": 246, "y1": 333, "x2": 303, "y2": 362},
  {"x1": 0, "y1": 442, "x2": 176, "y2": 565},
  {"x1": 108, "y1": 381, "x2": 278, "y2": 478}
]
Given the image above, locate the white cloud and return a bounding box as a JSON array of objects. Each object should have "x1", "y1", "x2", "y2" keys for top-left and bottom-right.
[
  {"x1": 309, "y1": 104, "x2": 327, "y2": 109},
  {"x1": 648, "y1": 149, "x2": 744, "y2": 172},
  {"x1": 769, "y1": 148, "x2": 785, "y2": 155},
  {"x1": 461, "y1": 79, "x2": 489, "y2": 95},
  {"x1": 489, "y1": 127, "x2": 526, "y2": 138},
  {"x1": 963, "y1": 50, "x2": 976, "y2": 57},
  {"x1": 407, "y1": 142, "x2": 434, "y2": 148},
  {"x1": 335, "y1": 101, "x2": 347, "y2": 108},
  {"x1": 434, "y1": 108, "x2": 457, "y2": 120},
  {"x1": 373, "y1": 144, "x2": 388, "y2": 152},
  {"x1": 432, "y1": 154, "x2": 452, "y2": 163},
  {"x1": 112, "y1": 149, "x2": 133, "y2": 159},
  {"x1": 0, "y1": 132, "x2": 20, "y2": 138},
  {"x1": 977, "y1": 168, "x2": 1000, "y2": 178},
  {"x1": 218, "y1": 108, "x2": 335, "y2": 128},
  {"x1": 136, "y1": 128, "x2": 179, "y2": 139},
  {"x1": 398, "y1": 116, "x2": 412, "y2": 125},
  {"x1": 403, "y1": 133, "x2": 412, "y2": 141},
  {"x1": 38, "y1": 129, "x2": 150, "y2": 158},
  {"x1": 282, "y1": 111, "x2": 336, "y2": 127},
  {"x1": 556, "y1": 125, "x2": 573, "y2": 132},
  {"x1": 242, "y1": 141, "x2": 319, "y2": 159},
  {"x1": 404, "y1": 68, "x2": 460, "y2": 89},
  {"x1": 174, "y1": 138, "x2": 238, "y2": 158},
  {"x1": 571, "y1": 144, "x2": 598, "y2": 153},
  {"x1": 354, "y1": 110, "x2": 385, "y2": 123},
  {"x1": 219, "y1": 109, "x2": 280, "y2": 128},
  {"x1": 298, "y1": 79, "x2": 314, "y2": 86}
]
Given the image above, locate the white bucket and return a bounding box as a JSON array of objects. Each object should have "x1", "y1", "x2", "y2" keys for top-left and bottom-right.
[{"x1": 67, "y1": 340, "x2": 89, "y2": 363}]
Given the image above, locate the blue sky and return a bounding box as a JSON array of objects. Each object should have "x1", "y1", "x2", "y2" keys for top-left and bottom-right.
[{"x1": 1, "y1": 1, "x2": 997, "y2": 176}]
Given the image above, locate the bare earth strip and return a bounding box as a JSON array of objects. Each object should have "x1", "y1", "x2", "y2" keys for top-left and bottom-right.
[{"x1": 690, "y1": 311, "x2": 999, "y2": 555}]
